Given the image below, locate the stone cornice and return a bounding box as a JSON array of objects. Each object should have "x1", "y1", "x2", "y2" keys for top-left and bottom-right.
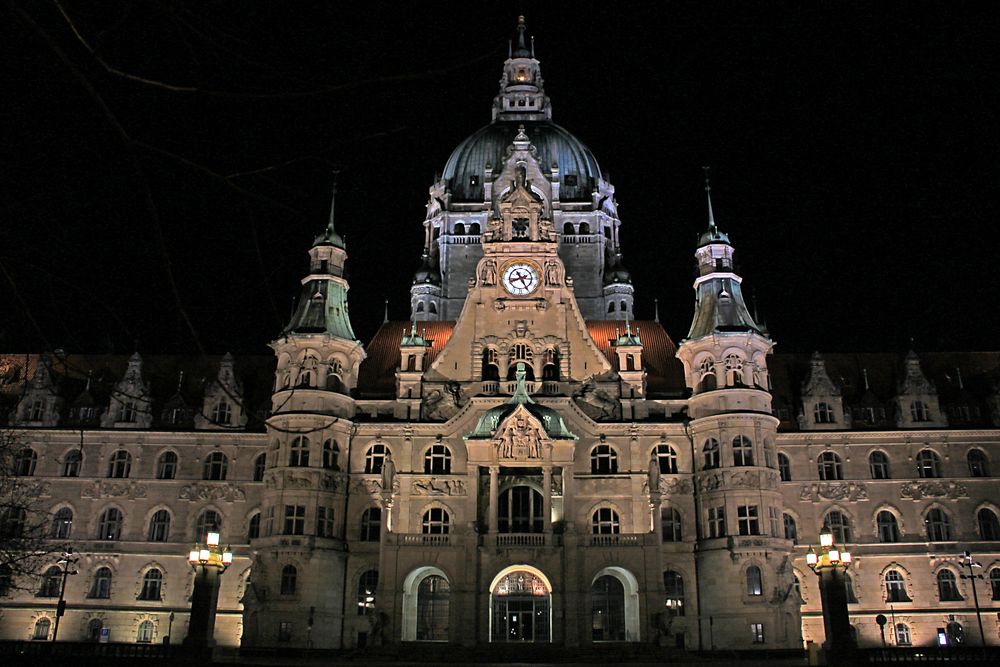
[{"x1": 777, "y1": 429, "x2": 1000, "y2": 443}]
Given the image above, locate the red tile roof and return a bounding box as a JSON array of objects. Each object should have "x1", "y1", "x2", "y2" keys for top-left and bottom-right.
[
  {"x1": 585, "y1": 320, "x2": 687, "y2": 396},
  {"x1": 358, "y1": 321, "x2": 456, "y2": 397}
]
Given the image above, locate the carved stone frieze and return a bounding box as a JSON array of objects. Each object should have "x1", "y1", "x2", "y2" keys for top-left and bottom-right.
[
  {"x1": 177, "y1": 482, "x2": 246, "y2": 503},
  {"x1": 81, "y1": 480, "x2": 147, "y2": 500},
  {"x1": 799, "y1": 482, "x2": 868, "y2": 503},
  {"x1": 410, "y1": 478, "x2": 467, "y2": 496},
  {"x1": 351, "y1": 478, "x2": 400, "y2": 496},
  {"x1": 899, "y1": 480, "x2": 967, "y2": 501},
  {"x1": 642, "y1": 477, "x2": 693, "y2": 496}
]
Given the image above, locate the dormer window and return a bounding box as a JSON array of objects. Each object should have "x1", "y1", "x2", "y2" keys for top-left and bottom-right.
[
  {"x1": 814, "y1": 402, "x2": 835, "y2": 424},
  {"x1": 28, "y1": 400, "x2": 44, "y2": 421},
  {"x1": 910, "y1": 401, "x2": 930, "y2": 422},
  {"x1": 563, "y1": 175, "x2": 577, "y2": 187},
  {"x1": 120, "y1": 401, "x2": 137, "y2": 423}
]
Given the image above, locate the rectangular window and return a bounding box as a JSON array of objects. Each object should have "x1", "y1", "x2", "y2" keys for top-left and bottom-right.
[
  {"x1": 751, "y1": 623, "x2": 765, "y2": 644},
  {"x1": 316, "y1": 507, "x2": 335, "y2": 538},
  {"x1": 738, "y1": 505, "x2": 760, "y2": 536},
  {"x1": 768, "y1": 507, "x2": 780, "y2": 536},
  {"x1": 265, "y1": 507, "x2": 275, "y2": 536},
  {"x1": 283, "y1": 505, "x2": 305, "y2": 535},
  {"x1": 278, "y1": 622, "x2": 292, "y2": 642},
  {"x1": 708, "y1": 506, "x2": 726, "y2": 538}
]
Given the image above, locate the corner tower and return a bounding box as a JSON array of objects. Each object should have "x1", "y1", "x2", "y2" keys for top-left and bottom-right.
[
  {"x1": 244, "y1": 181, "x2": 365, "y2": 649},
  {"x1": 412, "y1": 17, "x2": 631, "y2": 321},
  {"x1": 675, "y1": 174, "x2": 801, "y2": 649}
]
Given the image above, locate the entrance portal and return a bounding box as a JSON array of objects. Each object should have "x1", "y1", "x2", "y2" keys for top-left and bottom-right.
[{"x1": 490, "y1": 570, "x2": 551, "y2": 642}]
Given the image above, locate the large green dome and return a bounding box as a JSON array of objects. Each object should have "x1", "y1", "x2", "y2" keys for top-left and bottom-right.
[{"x1": 442, "y1": 120, "x2": 602, "y2": 202}]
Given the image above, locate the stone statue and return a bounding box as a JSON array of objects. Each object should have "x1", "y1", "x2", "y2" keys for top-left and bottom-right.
[
  {"x1": 380, "y1": 449, "x2": 395, "y2": 497},
  {"x1": 648, "y1": 451, "x2": 661, "y2": 498}
]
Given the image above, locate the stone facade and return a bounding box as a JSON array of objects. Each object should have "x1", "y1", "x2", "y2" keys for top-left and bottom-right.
[{"x1": 1, "y1": 17, "x2": 998, "y2": 654}]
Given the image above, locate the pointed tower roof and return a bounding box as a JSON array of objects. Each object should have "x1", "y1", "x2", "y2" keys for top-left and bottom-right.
[
  {"x1": 512, "y1": 15, "x2": 531, "y2": 57},
  {"x1": 698, "y1": 167, "x2": 731, "y2": 247},
  {"x1": 313, "y1": 178, "x2": 346, "y2": 249}
]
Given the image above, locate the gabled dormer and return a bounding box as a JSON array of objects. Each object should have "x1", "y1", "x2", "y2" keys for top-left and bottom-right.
[
  {"x1": 12, "y1": 355, "x2": 63, "y2": 427},
  {"x1": 101, "y1": 352, "x2": 153, "y2": 428},
  {"x1": 894, "y1": 350, "x2": 946, "y2": 428},
  {"x1": 397, "y1": 323, "x2": 429, "y2": 402},
  {"x1": 196, "y1": 353, "x2": 248, "y2": 430},
  {"x1": 612, "y1": 320, "x2": 644, "y2": 397},
  {"x1": 798, "y1": 352, "x2": 844, "y2": 431}
]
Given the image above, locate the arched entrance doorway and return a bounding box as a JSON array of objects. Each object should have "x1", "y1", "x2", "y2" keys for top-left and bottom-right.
[
  {"x1": 401, "y1": 566, "x2": 451, "y2": 641},
  {"x1": 489, "y1": 566, "x2": 552, "y2": 643}
]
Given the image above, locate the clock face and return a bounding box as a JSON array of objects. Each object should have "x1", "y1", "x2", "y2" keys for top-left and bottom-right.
[{"x1": 502, "y1": 262, "x2": 539, "y2": 296}]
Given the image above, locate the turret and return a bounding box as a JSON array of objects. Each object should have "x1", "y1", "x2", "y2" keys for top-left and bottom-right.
[{"x1": 492, "y1": 16, "x2": 551, "y2": 122}]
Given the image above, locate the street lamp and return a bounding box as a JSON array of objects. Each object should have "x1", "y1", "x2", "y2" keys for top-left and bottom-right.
[
  {"x1": 806, "y1": 526, "x2": 857, "y2": 664},
  {"x1": 51, "y1": 547, "x2": 78, "y2": 642},
  {"x1": 183, "y1": 531, "x2": 232, "y2": 651},
  {"x1": 958, "y1": 550, "x2": 985, "y2": 646}
]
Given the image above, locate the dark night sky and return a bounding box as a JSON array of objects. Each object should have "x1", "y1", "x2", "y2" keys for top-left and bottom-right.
[{"x1": 3, "y1": 1, "x2": 999, "y2": 357}]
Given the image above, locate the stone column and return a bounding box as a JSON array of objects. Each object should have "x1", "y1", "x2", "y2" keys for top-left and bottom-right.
[
  {"x1": 542, "y1": 466, "x2": 552, "y2": 534},
  {"x1": 488, "y1": 465, "x2": 499, "y2": 534}
]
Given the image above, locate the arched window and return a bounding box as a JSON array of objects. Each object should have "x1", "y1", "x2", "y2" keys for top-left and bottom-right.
[
  {"x1": 746, "y1": 566, "x2": 763, "y2": 596},
  {"x1": 698, "y1": 358, "x2": 717, "y2": 392},
  {"x1": 203, "y1": 452, "x2": 228, "y2": 480},
  {"x1": 357, "y1": 570, "x2": 378, "y2": 615},
  {"x1": 885, "y1": 570, "x2": 910, "y2": 602},
  {"x1": 783, "y1": 513, "x2": 797, "y2": 542},
  {"x1": 280, "y1": 565, "x2": 297, "y2": 595},
  {"x1": 937, "y1": 570, "x2": 962, "y2": 601},
  {"x1": 968, "y1": 449, "x2": 990, "y2": 477},
  {"x1": 1, "y1": 507, "x2": 26, "y2": 538},
  {"x1": 97, "y1": 508, "x2": 123, "y2": 540},
  {"x1": 877, "y1": 511, "x2": 900, "y2": 543},
  {"x1": 910, "y1": 401, "x2": 931, "y2": 422},
  {"x1": 89, "y1": 567, "x2": 112, "y2": 598},
  {"x1": 591, "y1": 575, "x2": 626, "y2": 641},
  {"x1": 50, "y1": 508, "x2": 73, "y2": 539},
  {"x1": 482, "y1": 348, "x2": 500, "y2": 381},
  {"x1": 590, "y1": 444, "x2": 618, "y2": 474},
  {"x1": 62, "y1": 450, "x2": 83, "y2": 477},
  {"x1": 778, "y1": 453, "x2": 791, "y2": 481},
  {"x1": 498, "y1": 486, "x2": 544, "y2": 533},
  {"x1": 32, "y1": 618, "x2": 50, "y2": 641},
  {"x1": 195, "y1": 510, "x2": 221, "y2": 542},
  {"x1": 824, "y1": 510, "x2": 852, "y2": 543},
  {"x1": 978, "y1": 508, "x2": 1000, "y2": 540},
  {"x1": 289, "y1": 437, "x2": 310, "y2": 467},
  {"x1": 156, "y1": 452, "x2": 177, "y2": 480},
  {"x1": 416, "y1": 302, "x2": 425, "y2": 313},
  {"x1": 732, "y1": 436, "x2": 754, "y2": 466},
  {"x1": 703, "y1": 438, "x2": 720, "y2": 470},
  {"x1": 869, "y1": 451, "x2": 890, "y2": 479},
  {"x1": 212, "y1": 400, "x2": 232, "y2": 426},
  {"x1": 591, "y1": 507, "x2": 620, "y2": 535},
  {"x1": 429, "y1": 302, "x2": 438, "y2": 314},
  {"x1": 661, "y1": 508, "x2": 682, "y2": 542},
  {"x1": 107, "y1": 450, "x2": 132, "y2": 478},
  {"x1": 817, "y1": 452, "x2": 843, "y2": 480},
  {"x1": 136, "y1": 620, "x2": 154, "y2": 643},
  {"x1": 469, "y1": 222, "x2": 481, "y2": 235},
  {"x1": 139, "y1": 569, "x2": 163, "y2": 600},
  {"x1": 507, "y1": 346, "x2": 534, "y2": 380},
  {"x1": 453, "y1": 222, "x2": 465, "y2": 235},
  {"x1": 360, "y1": 507, "x2": 381, "y2": 542},
  {"x1": 607, "y1": 302, "x2": 615, "y2": 313},
  {"x1": 247, "y1": 513, "x2": 261, "y2": 541},
  {"x1": 86, "y1": 618, "x2": 103, "y2": 641},
  {"x1": 895, "y1": 623, "x2": 911, "y2": 646},
  {"x1": 416, "y1": 574, "x2": 450, "y2": 641},
  {"x1": 421, "y1": 508, "x2": 450, "y2": 534},
  {"x1": 663, "y1": 571, "x2": 685, "y2": 616},
  {"x1": 655, "y1": 444, "x2": 679, "y2": 474},
  {"x1": 253, "y1": 453, "x2": 266, "y2": 481},
  {"x1": 147, "y1": 510, "x2": 170, "y2": 542},
  {"x1": 814, "y1": 402, "x2": 835, "y2": 424},
  {"x1": 724, "y1": 354, "x2": 745, "y2": 386},
  {"x1": 990, "y1": 568, "x2": 1000, "y2": 600},
  {"x1": 925, "y1": 508, "x2": 952, "y2": 541},
  {"x1": 424, "y1": 444, "x2": 451, "y2": 474},
  {"x1": 38, "y1": 566, "x2": 62, "y2": 597},
  {"x1": 619, "y1": 300, "x2": 627, "y2": 313},
  {"x1": 541, "y1": 348, "x2": 560, "y2": 381},
  {"x1": 364, "y1": 444, "x2": 387, "y2": 474},
  {"x1": 579, "y1": 222, "x2": 590, "y2": 234},
  {"x1": 563, "y1": 222, "x2": 575, "y2": 234},
  {"x1": 323, "y1": 440, "x2": 340, "y2": 471},
  {"x1": 916, "y1": 449, "x2": 942, "y2": 478}
]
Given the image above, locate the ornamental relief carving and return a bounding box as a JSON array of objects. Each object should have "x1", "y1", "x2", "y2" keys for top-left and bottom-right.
[
  {"x1": 899, "y1": 480, "x2": 967, "y2": 501},
  {"x1": 642, "y1": 477, "x2": 694, "y2": 496},
  {"x1": 410, "y1": 478, "x2": 467, "y2": 496},
  {"x1": 351, "y1": 478, "x2": 400, "y2": 496},
  {"x1": 81, "y1": 480, "x2": 146, "y2": 500},
  {"x1": 494, "y1": 406, "x2": 546, "y2": 461},
  {"x1": 696, "y1": 470, "x2": 777, "y2": 494},
  {"x1": 177, "y1": 482, "x2": 246, "y2": 503},
  {"x1": 799, "y1": 482, "x2": 868, "y2": 503}
]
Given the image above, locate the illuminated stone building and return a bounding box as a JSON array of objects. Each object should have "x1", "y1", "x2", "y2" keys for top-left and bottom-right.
[{"x1": 1, "y1": 16, "x2": 999, "y2": 653}]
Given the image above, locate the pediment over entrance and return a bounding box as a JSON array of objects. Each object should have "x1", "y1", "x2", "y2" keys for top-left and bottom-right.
[{"x1": 494, "y1": 404, "x2": 547, "y2": 461}]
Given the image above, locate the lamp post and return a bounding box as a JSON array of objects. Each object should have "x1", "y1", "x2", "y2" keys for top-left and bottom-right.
[
  {"x1": 183, "y1": 531, "x2": 232, "y2": 651},
  {"x1": 806, "y1": 527, "x2": 857, "y2": 664},
  {"x1": 51, "y1": 547, "x2": 78, "y2": 642},
  {"x1": 958, "y1": 550, "x2": 985, "y2": 646}
]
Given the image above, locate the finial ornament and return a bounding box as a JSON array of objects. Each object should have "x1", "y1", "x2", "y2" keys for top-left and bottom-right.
[
  {"x1": 383, "y1": 299, "x2": 389, "y2": 324},
  {"x1": 654, "y1": 298, "x2": 660, "y2": 323},
  {"x1": 702, "y1": 166, "x2": 716, "y2": 229}
]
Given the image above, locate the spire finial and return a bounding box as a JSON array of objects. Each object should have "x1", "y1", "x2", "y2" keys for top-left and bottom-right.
[
  {"x1": 512, "y1": 16, "x2": 531, "y2": 57},
  {"x1": 862, "y1": 368, "x2": 869, "y2": 391},
  {"x1": 383, "y1": 299, "x2": 389, "y2": 324},
  {"x1": 625, "y1": 311, "x2": 631, "y2": 335},
  {"x1": 702, "y1": 166, "x2": 716, "y2": 229},
  {"x1": 654, "y1": 298, "x2": 660, "y2": 323},
  {"x1": 327, "y1": 170, "x2": 340, "y2": 232}
]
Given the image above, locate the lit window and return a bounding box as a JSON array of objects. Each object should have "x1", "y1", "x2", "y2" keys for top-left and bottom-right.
[
  {"x1": 663, "y1": 570, "x2": 685, "y2": 616},
  {"x1": 357, "y1": 569, "x2": 378, "y2": 615},
  {"x1": 136, "y1": 620, "x2": 154, "y2": 643},
  {"x1": 750, "y1": 622, "x2": 764, "y2": 644},
  {"x1": 746, "y1": 566, "x2": 763, "y2": 596}
]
